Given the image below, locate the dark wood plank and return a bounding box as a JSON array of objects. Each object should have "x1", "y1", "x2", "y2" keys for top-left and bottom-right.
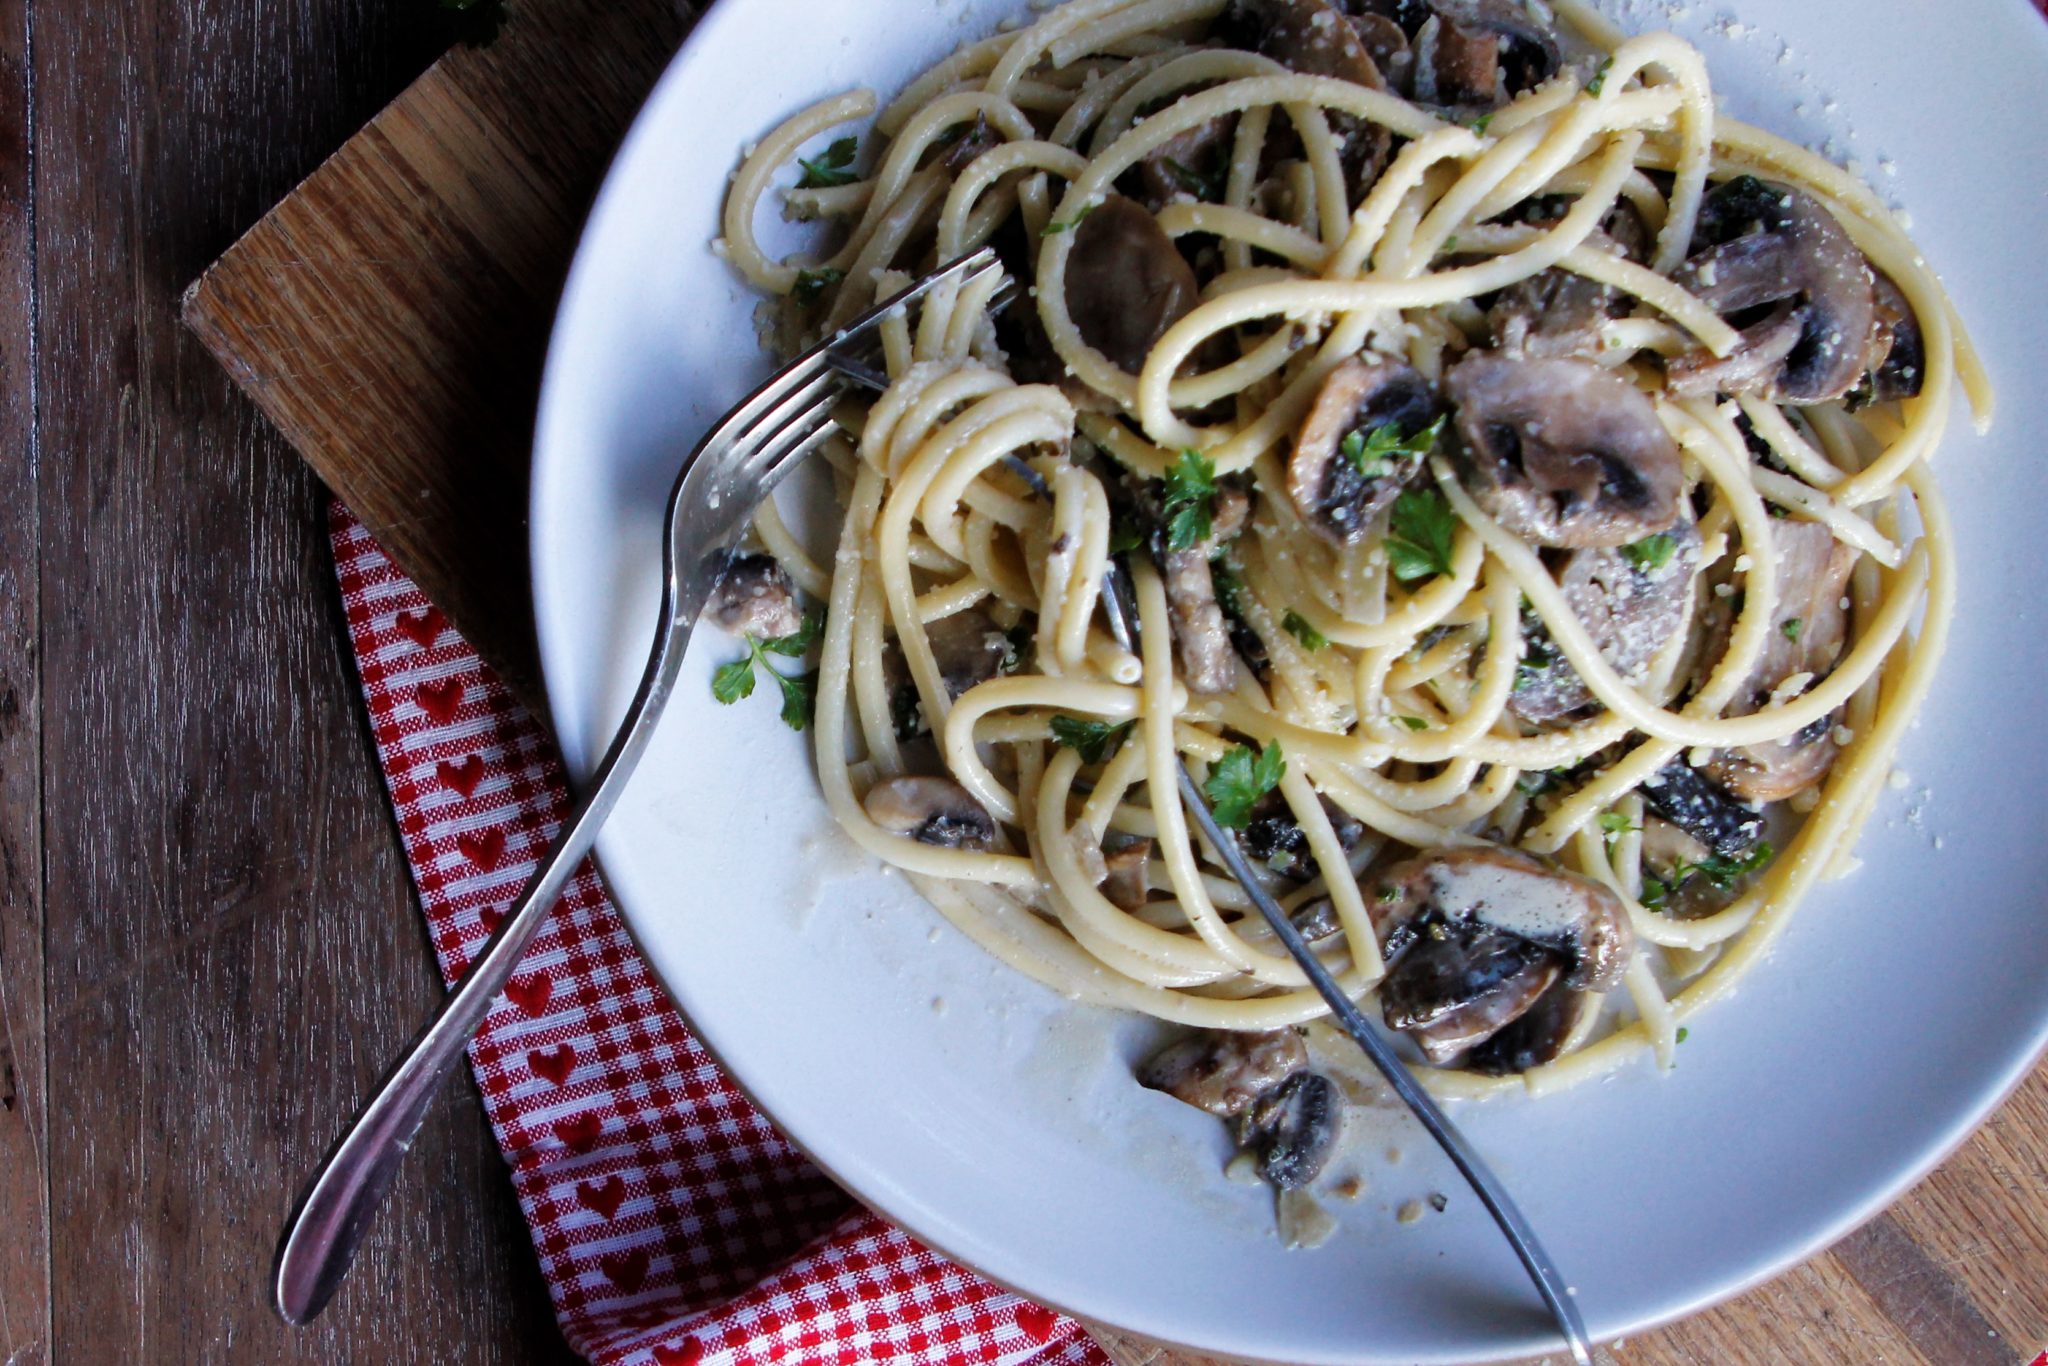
[
  {"x1": 30, "y1": 0, "x2": 577, "y2": 1361},
  {"x1": 0, "y1": 0, "x2": 47, "y2": 1357},
  {"x1": 183, "y1": 0, "x2": 690, "y2": 712}
]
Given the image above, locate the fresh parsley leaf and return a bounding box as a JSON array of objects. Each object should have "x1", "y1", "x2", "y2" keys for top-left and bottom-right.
[
  {"x1": 1597, "y1": 810, "x2": 1646, "y2": 843},
  {"x1": 1470, "y1": 112, "x2": 1493, "y2": 135},
  {"x1": 796, "y1": 135, "x2": 860, "y2": 189},
  {"x1": 1107, "y1": 515, "x2": 1145, "y2": 555},
  {"x1": 1204, "y1": 740, "x2": 1286, "y2": 829},
  {"x1": 1282, "y1": 609, "x2": 1328, "y2": 652},
  {"x1": 1049, "y1": 715, "x2": 1136, "y2": 764},
  {"x1": 1161, "y1": 449, "x2": 1217, "y2": 552},
  {"x1": 1395, "y1": 715, "x2": 1429, "y2": 732},
  {"x1": 1384, "y1": 487, "x2": 1459, "y2": 583},
  {"x1": 1641, "y1": 874, "x2": 1671, "y2": 908},
  {"x1": 791, "y1": 267, "x2": 844, "y2": 306},
  {"x1": 762, "y1": 611, "x2": 824, "y2": 657},
  {"x1": 1646, "y1": 841, "x2": 1775, "y2": 907},
  {"x1": 712, "y1": 657, "x2": 757, "y2": 705},
  {"x1": 1586, "y1": 57, "x2": 1614, "y2": 96},
  {"x1": 1782, "y1": 617, "x2": 1803, "y2": 641},
  {"x1": 1342, "y1": 416, "x2": 1444, "y2": 480},
  {"x1": 1164, "y1": 156, "x2": 1225, "y2": 201},
  {"x1": 1211, "y1": 556, "x2": 1247, "y2": 619},
  {"x1": 771, "y1": 667, "x2": 817, "y2": 731},
  {"x1": 1040, "y1": 202, "x2": 1098, "y2": 236},
  {"x1": 1619, "y1": 533, "x2": 1677, "y2": 573},
  {"x1": 1376, "y1": 884, "x2": 1400, "y2": 904},
  {"x1": 1676, "y1": 1027, "x2": 1691, "y2": 1043}
]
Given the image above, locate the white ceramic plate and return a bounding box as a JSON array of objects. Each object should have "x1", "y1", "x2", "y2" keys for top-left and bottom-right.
[{"x1": 531, "y1": 4, "x2": 2048, "y2": 1361}]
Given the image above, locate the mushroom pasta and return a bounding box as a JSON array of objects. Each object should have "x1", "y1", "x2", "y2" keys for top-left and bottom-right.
[{"x1": 710, "y1": 0, "x2": 1989, "y2": 1166}]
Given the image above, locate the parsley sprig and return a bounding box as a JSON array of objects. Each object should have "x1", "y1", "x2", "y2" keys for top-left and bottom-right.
[
  {"x1": 1161, "y1": 450, "x2": 1217, "y2": 552},
  {"x1": 795, "y1": 136, "x2": 861, "y2": 189},
  {"x1": 1642, "y1": 841, "x2": 1775, "y2": 908},
  {"x1": 1281, "y1": 609, "x2": 1327, "y2": 652},
  {"x1": 1385, "y1": 487, "x2": 1459, "y2": 583},
  {"x1": 791, "y1": 267, "x2": 844, "y2": 306},
  {"x1": 1204, "y1": 740, "x2": 1286, "y2": 829},
  {"x1": 1619, "y1": 533, "x2": 1677, "y2": 573},
  {"x1": 1340, "y1": 416, "x2": 1444, "y2": 480},
  {"x1": 712, "y1": 612, "x2": 823, "y2": 731},
  {"x1": 1050, "y1": 715, "x2": 1136, "y2": 765}
]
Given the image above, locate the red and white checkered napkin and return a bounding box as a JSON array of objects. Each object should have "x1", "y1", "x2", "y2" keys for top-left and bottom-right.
[{"x1": 328, "y1": 502, "x2": 1109, "y2": 1366}]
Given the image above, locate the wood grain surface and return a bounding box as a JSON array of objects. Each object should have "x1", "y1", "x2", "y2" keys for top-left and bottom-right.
[{"x1": 177, "y1": 1, "x2": 2048, "y2": 1364}]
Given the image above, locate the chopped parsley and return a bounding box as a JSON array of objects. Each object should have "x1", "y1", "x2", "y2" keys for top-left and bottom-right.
[
  {"x1": 1385, "y1": 487, "x2": 1459, "y2": 583},
  {"x1": 1395, "y1": 715, "x2": 1429, "y2": 732},
  {"x1": 1376, "y1": 885, "x2": 1400, "y2": 904},
  {"x1": 1598, "y1": 811, "x2": 1640, "y2": 838},
  {"x1": 790, "y1": 267, "x2": 845, "y2": 306},
  {"x1": 1281, "y1": 609, "x2": 1328, "y2": 652},
  {"x1": 1040, "y1": 202, "x2": 1099, "y2": 236},
  {"x1": 1340, "y1": 416, "x2": 1444, "y2": 481},
  {"x1": 1204, "y1": 740, "x2": 1286, "y2": 829},
  {"x1": 1107, "y1": 512, "x2": 1145, "y2": 556},
  {"x1": 1210, "y1": 555, "x2": 1247, "y2": 619},
  {"x1": 1676, "y1": 1027, "x2": 1691, "y2": 1044},
  {"x1": 1164, "y1": 156, "x2": 1225, "y2": 201},
  {"x1": 1782, "y1": 617, "x2": 1803, "y2": 641},
  {"x1": 1469, "y1": 112, "x2": 1493, "y2": 135},
  {"x1": 1586, "y1": 57, "x2": 1614, "y2": 96},
  {"x1": 1642, "y1": 841, "x2": 1775, "y2": 908},
  {"x1": 1049, "y1": 715, "x2": 1136, "y2": 765},
  {"x1": 1619, "y1": 533, "x2": 1677, "y2": 573},
  {"x1": 795, "y1": 136, "x2": 861, "y2": 189},
  {"x1": 1161, "y1": 449, "x2": 1217, "y2": 552},
  {"x1": 712, "y1": 613, "x2": 822, "y2": 731}
]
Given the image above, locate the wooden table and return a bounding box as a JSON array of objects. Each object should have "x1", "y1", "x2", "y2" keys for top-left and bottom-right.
[{"x1": 8, "y1": 0, "x2": 2048, "y2": 1361}]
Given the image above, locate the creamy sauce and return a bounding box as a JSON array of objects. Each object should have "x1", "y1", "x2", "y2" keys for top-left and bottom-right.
[{"x1": 1424, "y1": 859, "x2": 1587, "y2": 942}]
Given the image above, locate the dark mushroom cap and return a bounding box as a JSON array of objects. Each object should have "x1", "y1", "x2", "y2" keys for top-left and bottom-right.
[
  {"x1": 1864, "y1": 270, "x2": 1925, "y2": 404},
  {"x1": 862, "y1": 776, "x2": 997, "y2": 851},
  {"x1": 922, "y1": 607, "x2": 1015, "y2": 700},
  {"x1": 1236, "y1": 1070, "x2": 1342, "y2": 1188},
  {"x1": 1509, "y1": 516, "x2": 1702, "y2": 727},
  {"x1": 1640, "y1": 757, "x2": 1765, "y2": 859},
  {"x1": 1445, "y1": 352, "x2": 1684, "y2": 548},
  {"x1": 1063, "y1": 195, "x2": 1202, "y2": 376},
  {"x1": 1288, "y1": 357, "x2": 1441, "y2": 544},
  {"x1": 1241, "y1": 789, "x2": 1369, "y2": 880},
  {"x1": 1137, "y1": 1027, "x2": 1308, "y2": 1118},
  {"x1": 1463, "y1": 976, "x2": 1597, "y2": 1075},
  {"x1": 1667, "y1": 176, "x2": 1878, "y2": 404},
  {"x1": 1216, "y1": 0, "x2": 1391, "y2": 203},
  {"x1": 707, "y1": 551, "x2": 804, "y2": 640},
  {"x1": 1413, "y1": 0, "x2": 1561, "y2": 107}
]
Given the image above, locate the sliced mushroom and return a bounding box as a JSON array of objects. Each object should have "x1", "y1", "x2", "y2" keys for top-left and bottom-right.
[
  {"x1": 1101, "y1": 839, "x2": 1154, "y2": 911},
  {"x1": 1236, "y1": 1071, "x2": 1342, "y2": 1189},
  {"x1": 883, "y1": 607, "x2": 1016, "y2": 737},
  {"x1": 1666, "y1": 176, "x2": 1877, "y2": 404},
  {"x1": 1487, "y1": 220, "x2": 1643, "y2": 360},
  {"x1": 1138, "y1": 1028, "x2": 1308, "y2": 1118},
  {"x1": 862, "y1": 776, "x2": 997, "y2": 851},
  {"x1": 1289, "y1": 895, "x2": 1343, "y2": 943},
  {"x1": 1161, "y1": 548, "x2": 1239, "y2": 694},
  {"x1": 1348, "y1": 11, "x2": 1411, "y2": 87},
  {"x1": 1445, "y1": 352, "x2": 1684, "y2": 548},
  {"x1": 707, "y1": 551, "x2": 804, "y2": 640},
  {"x1": 1288, "y1": 358, "x2": 1441, "y2": 544},
  {"x1": 1639, "y1": 757, "x2": 1765, "y2": 858},
  {"x1": 1243, "y1": 789, "x2": 1367, "y2": 880},
  {"x1": 1509, "y1": 516, "x2": 1701, "y2": 726},
  {"x1": 1217, "y1": 0, "x2": 1391, "y2": 203},
  {"x1": 1862, "y1": 270, "x2": 1925, "y2": 404},
  {"x1": 1463, "y1": 976, "x2": 1598, "y2": 1075},
  {"x1": 1368, "y1": 845, "x2": 1632, "y2": 1064},
  {"x1": 1697, "y1": 519, "x2": 1856, "y2": 802},
  {"x1": 1064, "y1": 195, "x2": 1202, "y2": 376},
  {"x1": 1412, "y1": 0, "x2": 1562, "y2": 107},
  {"x1": 1136, "y1": 115, "x2": 1235, "y2": 209},
  {"x1": 1637, "y1": 816, "x2": 1711, "y2": 884}
]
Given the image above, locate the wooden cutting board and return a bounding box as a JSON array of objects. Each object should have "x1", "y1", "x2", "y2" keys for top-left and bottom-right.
[{"x1": 180, "y1": 1, "x2": 2048, "y2": 1362}]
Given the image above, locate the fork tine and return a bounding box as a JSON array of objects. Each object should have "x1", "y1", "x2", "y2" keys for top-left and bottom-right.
[
  {"x1": 741, "y1": 388, "x2": 843, "y2": 482},
  {"x1": 729, "y1": 369, "x2": 838, "y2": 456}
]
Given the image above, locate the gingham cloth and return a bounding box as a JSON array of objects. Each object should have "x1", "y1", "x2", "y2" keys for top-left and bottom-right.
[{"x1": 328, "y1": 502, "x2": 1108, "y2": 1366}]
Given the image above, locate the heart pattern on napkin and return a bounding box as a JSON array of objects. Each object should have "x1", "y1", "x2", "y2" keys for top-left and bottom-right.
[{"x1": 329, "y1": 503, "x2": 1106, "y2": 1366}]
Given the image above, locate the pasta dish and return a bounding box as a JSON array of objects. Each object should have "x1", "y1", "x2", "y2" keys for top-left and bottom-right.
[{"x1": 709, "y1": 0, "x2": 1989, "y2": 1196}]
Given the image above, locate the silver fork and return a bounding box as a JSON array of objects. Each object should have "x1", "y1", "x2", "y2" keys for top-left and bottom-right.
[{"x1": 271, "y1": 247, "x2": 1008, "y2": 1327}]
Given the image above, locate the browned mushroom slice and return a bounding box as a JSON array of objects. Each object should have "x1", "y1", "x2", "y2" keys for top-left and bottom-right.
[
  {"x1": 1236, "y1": 1071, "x2": 1342, "y2": 1188},
  {"x1": 1242, "y1": 789, "x2": 1367, "y2": 880},
  {"x1": 1639, "y1": 759, "x2": 1764, "y2": 859},
  {"x1": 1509, "y1": 517, "x2": 1701, "y2": 726},
  {"x1": 1362, "y1": 846, "x2": 1631, "y2": 1065},
  {"x1": 1666, "y1": 176, "x2": 1877, "y2": 404},
  {"x1": 862, "y1": 776, "x2": 997, "y2": 850},
  {"x1": 1349, "y1": 11, "x2": 1411, "y2": 87},
  {"x1": 1696, "y1": 519, "x2": 1856, "y2": 802},
  {"x1": 923, "y1": 607, "x2": 1015, "y2": 699},
  {"x1": 708, "y1": 551, "x2": 804, "y2": 640},
  {"x1": 1862, "y1": 270, "x2": 1925, "y2": 404},
  {"x1": 1413, "y1": 0, "x2": 1562, "y2": 107},
  {"x1": 1136, "y1": 115, "x2": 1235, "y2": 209},
  {"x1": 1217, "y1": 0, "x2": 1391, "y2": 203},
  {"x1": 1161, "y1": 548, "x2": 1239, "y2": 694},
  {"x1": 1138, "y1": 1028, "x2": 1308, "y2": 1118},
  {"x1": 1100, "y1": 839, "x2": 1154, "y2": 911},
  {"x1": 1487, "y1": 222, "x2": 1642, "y2": 360},
  {"x1": 1064, "y1": 195, "x2": 1203, "y2": 376},
  {"x1": 1445, "y1": 352, "x2": 1684, "y2": 548},
  {"x1": 1463, "y1": 976, "x2": 1598, "y2": 1075},
  {"x1": 1288, "y1": 358, "x2": 1442, "y2": 544},
  {"x1": 1289, "y1": 895, "x2": 1343, "y2": 943}
]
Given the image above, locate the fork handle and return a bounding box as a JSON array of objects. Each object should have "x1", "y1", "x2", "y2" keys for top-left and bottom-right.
[{"x1": 271, "y1": 578, "x2": 693, "y2": 1326}]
